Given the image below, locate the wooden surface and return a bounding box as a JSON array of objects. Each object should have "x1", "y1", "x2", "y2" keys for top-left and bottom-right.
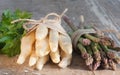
[{"x1": 0, "y1": 0, "x2": 120, "y2": 75}]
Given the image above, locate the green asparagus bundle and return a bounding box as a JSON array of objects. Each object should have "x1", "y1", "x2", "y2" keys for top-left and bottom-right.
[{"x1": 63, "y1": 15, "x2": 120, "y2": 71}]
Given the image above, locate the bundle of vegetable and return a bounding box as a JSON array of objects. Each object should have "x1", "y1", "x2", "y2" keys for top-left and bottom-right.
[
  {"x1": 0, "y1": 9, "x2": 32, "y2": 57},
  {"x1": 63, "y1": 15, "x2": 120, "y2": 70},
  {"x1": 12, "y1": 9, "x2": 73, "y2": 70}
]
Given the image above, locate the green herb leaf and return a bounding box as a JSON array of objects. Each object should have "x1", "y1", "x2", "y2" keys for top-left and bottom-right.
[{"x1": 0, "y1": 9, "x2": 32, "y2": 57}]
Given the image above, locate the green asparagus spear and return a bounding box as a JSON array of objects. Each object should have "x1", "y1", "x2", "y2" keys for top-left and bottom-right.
[
  {"x1": 85, "y1": 46, "x2": 94, "y2": 66},
  {"x1": 77, "y1": 43, "x2": 89, "y2": 59},
  {"x1": 91, "y1": 42, "x2": 101, "y2": 61},
  {"x1": 84, "y1": 34, "x2": 100, "y2": 42},
  {"x1": 62, "y1": 15, "x2": 77, "y2": 31},
  {"x1": 99, "y1": 44, "x2": 115, "y2": 59},
  {"x1": 98, "y1": 44, "x2": 109, "y2": 69},
  {"x1": 100, "y1": 36, "x2": 115, "y2": 47},
  {"x1": 108, "y1": 46, "x2": 120, "y2": 52},
  {"x1": 99, "y1": 43, "x2": 119, "y2": 70},
  {"x1": 91, "y1": 42, "x2": 101, "y2": 70},
  {"x1": 108, "y1": 59, "x2": 116, "y2": 70},
  {"x1": 78, "y1": 37, "x2": 91, "y2": 46},
  {"x1": 113, "y1": 56, "x2": 120, "y2": 64},
  {"x1": 86, "y1": 46, "x2": 93, "y2": 55}
]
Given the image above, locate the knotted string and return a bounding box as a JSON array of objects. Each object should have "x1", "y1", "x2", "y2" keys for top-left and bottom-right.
[
  {"x1": 11, "y1": 8, "x2": 68, "y2": 35},
  {"x1": 71, "y1": 28, "x2": 97, "y2": 50}
]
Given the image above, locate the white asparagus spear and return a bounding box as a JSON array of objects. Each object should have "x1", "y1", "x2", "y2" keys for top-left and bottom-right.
[
  {"x1": 59, "y1": 34, "x2": 72, "y2": 55},
  {"x1": 36, "y1": 24, "x2": 48, "y2": 40},
  {"x1": 36, "y1": 55, "x2": 49, "y2": 70},
  {"x1": 50, "y1": 48, "x2": 60, "y2": 63},
  {"x1": 35, "y1": 36, "x2": 50, "y2": 57},
  {"x1": 29, "y1": 43, "x2": 38, "y2": 66},
  {"x1": 49, "y1": 29, "x2": 59, "y2": 52},
  {"x1": 17, "y1": 31, "x2": 35, "y2": 64},
  {"x1": 58, "y1": 50, "x2": 72, "y2": 68}
]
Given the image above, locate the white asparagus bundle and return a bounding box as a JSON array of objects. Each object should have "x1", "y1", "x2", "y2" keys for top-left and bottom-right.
[{"x1": 14, "y1": 9, "x2": 73, "y2": 70}]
